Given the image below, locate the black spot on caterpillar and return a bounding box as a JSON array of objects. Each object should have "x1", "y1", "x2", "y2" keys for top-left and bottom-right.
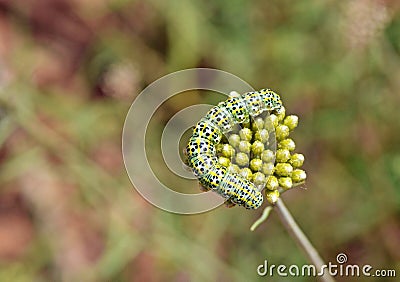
[{"x1": 186, "y1": 89, "x2": 283, "y2": 209}]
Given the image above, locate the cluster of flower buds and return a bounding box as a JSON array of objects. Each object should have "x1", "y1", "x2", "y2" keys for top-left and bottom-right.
[{"x1": 216, "y1": 107, "x2": 306, "y2": 205}]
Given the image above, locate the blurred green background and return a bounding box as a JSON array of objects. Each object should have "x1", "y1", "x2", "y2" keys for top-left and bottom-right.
[{"x1": 0, "y1": 0, "x2": 399, "y2": 281}]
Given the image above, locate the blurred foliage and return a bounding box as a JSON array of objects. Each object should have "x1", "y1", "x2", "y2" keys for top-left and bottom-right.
[{"x1": 0, "y1": 0, "x2": 399, "y2": 281}]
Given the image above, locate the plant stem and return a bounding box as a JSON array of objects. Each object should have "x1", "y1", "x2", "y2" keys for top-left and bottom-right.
[
  {"x1": 275, "y1": 198, "x2": 335, "y2": 282},
  {"x1": 250, "y1": 206, "x2": 273, "y2": 231}
]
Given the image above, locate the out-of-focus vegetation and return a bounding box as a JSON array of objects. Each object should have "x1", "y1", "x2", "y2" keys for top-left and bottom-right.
[{"x1": 0, "y1": 0, "x2": 399, "y2": 281}]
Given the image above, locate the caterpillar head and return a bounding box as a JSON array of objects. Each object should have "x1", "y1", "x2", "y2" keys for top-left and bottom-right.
[
  {"x1": 270, "y1": 92, "x2": 284, "y2": 113},
  {"x1": 275, "y1": 104, "x2": 285, "y2": 115},
  {"x1": 260, "y1": 89, "x2": 284, "y2": 113}
]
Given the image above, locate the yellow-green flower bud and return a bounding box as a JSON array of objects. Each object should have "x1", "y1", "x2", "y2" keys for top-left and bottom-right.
[
  {"x1": 276, "y1": 125, "x2": 290, "y2": 140},
  {"x1": 252, "y1": 117, "x2": 264, "y2": 131},
  {"x1": 292, "y1": 169, "x2": 307, "y2": 182},
  {"x1": 278, "y1": 177, "x2": 293, "y2": 189},
  {"x1": 218, "y1": 157, "x2": 230, "y2": 167},
  {"x1": 262, "y1": 162, "x2": 275, "y2": 175},
  {"x1": 228, "y1": 164, "x2": 240, "y2": 174},
  {"x1": 250, "y1": 158, "x2": 263, "y2": 172},
  {"x1": 254, "y1": 129, "x2": 269, "y2": 143},
  {"x1": 276, "y1": 149, "x2": 291, "y2": 163},
  {"x1": 221, "y1": 144, "x2": 235, "y2": 158},
  {"x1": 265, "y1": 189, "x2": 280, "y2": 204},
  {"x1": 242, "y1": 122, "x2": 251, "y2": 128},
  {"x1": 289, "y1": 153, "x2": 304, "y2": 168},
  {"x1": 228, "y1": 134, "x2": 240, "y2": 148},
  {"x1": 266, "y1": 175, "x2": 279, "y2": 190},
  {"x1": 240, "y1": 167, "x2": 253, "y2": 181},
  {"x1": 239, "y1": 128, "x2": 252, "y2": 141},
  {"x1": 253, "y1": 172, "x2": 266, "y2": 187},
  {"x1": 251, "y1": 141, "x2": 264, "y2": 156},
  {"x1": 261, "y1": 149, "x2": 275, "y2": 163},
  {"x1": 276, "y1": 106, "x2": 286, "y2": 121},
  {"x1": 235, "y1": 152, "x2": 249, "y2": 167},
  {"x1": 216, "y1": 143, "x2": 224, "y2": 154},
  {"x1": 238, "y1": 140, "x2": 251, "y2": 154},
  {"x1": 275, "y1": 163, "x2": 293, "y2": 177},
  {"x1": 264, "y1": 114, "x2": 278, "y2": 129},
  {"x1": 283, "y1": 115, "x2": 299, "y2": 131},
  {"x1": 278, "y1": 138, "x2": 296, "y2": 151}
]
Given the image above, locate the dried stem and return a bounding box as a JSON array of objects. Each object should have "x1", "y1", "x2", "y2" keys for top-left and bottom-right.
[{"x1": 275, "y1": 198, "x2": 335, "y2": 282}]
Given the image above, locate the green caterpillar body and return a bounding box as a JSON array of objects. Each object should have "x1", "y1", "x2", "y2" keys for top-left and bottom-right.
[{"x1": 186, "y1": 89, "x2": 283, "y2": 209}]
